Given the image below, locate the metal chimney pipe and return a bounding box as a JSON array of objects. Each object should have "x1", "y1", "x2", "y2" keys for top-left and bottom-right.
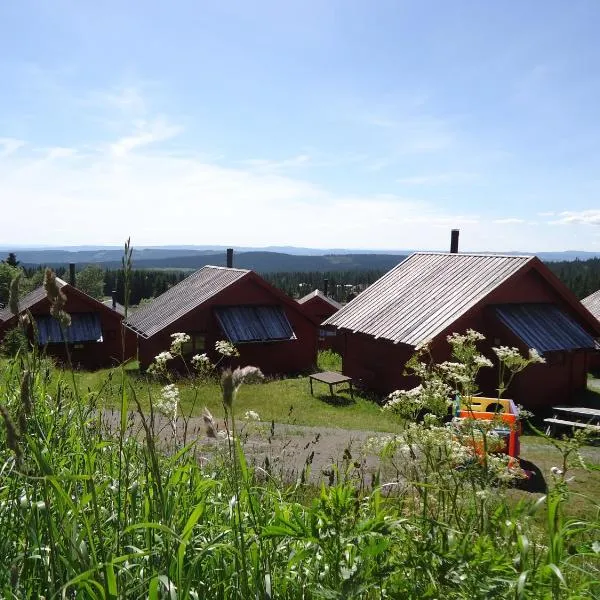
[
  {"x1": 323, "y1": 278, "x2": 329, "y2": 297},
  {"x1": 112, "y1": 290, "x2": 117, "y2": 309},
  {"x1": 226, "y1": 248, "x2": 233, "y2": 268},
  {"x1": 69, "y1": 263, "x2": 76, "y2": 286},
  {"x1": 450, "y1": 229, "x2": 459, "y2": 254}
]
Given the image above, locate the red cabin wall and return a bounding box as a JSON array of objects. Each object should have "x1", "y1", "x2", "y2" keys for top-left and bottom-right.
[
  {"x1": 300, "y1": 296, "x2": 344, "y2": 353},
  {"x1": 137, "y1": 278, "x2": 318, "y2": 375},
  {"x1": 0, "y1": 290, "x2": 135, "y2": 369},
  {"x1": 339, "y1": 267, "x2": 595, "y2": 411}
]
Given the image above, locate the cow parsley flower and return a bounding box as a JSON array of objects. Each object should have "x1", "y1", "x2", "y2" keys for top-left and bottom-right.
[
  {"x1": 170, "y1": 332, "x2": 190, "y2": 354},
  {"x1": 191, "y1": 353, "x2": 212, "y2": 372},
  {"x1": 215, "y1": 340, "x2": 240, "y2": 357},
  {"x1": 156, "y1": 384, "x2": 179, "y2": 437},
  {"x1": 244, "y1": 410, "x2": 260, "y2": 421}
]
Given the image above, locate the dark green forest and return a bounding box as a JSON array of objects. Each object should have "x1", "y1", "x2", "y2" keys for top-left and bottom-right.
[{"x1": 10, "y1": 255, "x2": 600, "y2": 307}]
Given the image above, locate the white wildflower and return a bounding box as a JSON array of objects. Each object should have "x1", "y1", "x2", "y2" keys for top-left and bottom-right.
[
  {"x1": 244, "y1": 410, "x2": 260, "y2": 421},
  {"x1": 170, "y1": 332, "x2": 191, "y2": 354},
  {"x1": 528, "y1": 348, "x2": 546, "y2": 364},
  {"x1": 191, "y1": 353, "x2": 212, "y2": 371},
  {"x1": 156, "y1": 384, "x2": 179, "y2": 427},
  {"x1": 215, "y1": 340, "x2": 240, "y2": 357},
  {"x1": 473, "y1": 355, "x2": 493, "y2": 368},
  {"x1": 147, "y1": 351, "x2": 174, "y2": 375}
]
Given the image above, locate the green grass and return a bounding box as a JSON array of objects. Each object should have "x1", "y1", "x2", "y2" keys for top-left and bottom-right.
[
  {"x1": 1, "y1": 351, "x2": 600, "y2": 597},
  {"x1": 69, "y1": 365, "x2": 401, "y2": 432}
]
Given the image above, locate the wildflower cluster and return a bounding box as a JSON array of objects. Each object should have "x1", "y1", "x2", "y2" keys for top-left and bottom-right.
[
  {"x1": 244, "y1": 410, "x2": 260, "y2": 421},
  {"x1": 215, "y1": 340, "x2": 240, "y2": 357},
  {"x1": 155, "y1": 384, "x2": 179, "y2": 438},
  {"x1": 147, "y1": 351, "x2": 174, "y2": 376},
  {"x1": 191, "y1": 352, "x2": 212, "y2": 371},
  {"x1": 169, "y1": 332, "x2": 190, "y2": 354},
  {"x1": 156, "y1": 384, "x2": 179, "y2": 422}
]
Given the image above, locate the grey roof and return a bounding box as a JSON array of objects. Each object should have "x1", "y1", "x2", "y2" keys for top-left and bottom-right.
[
  {"x1": 102, "y1": 299, "x2": 126, "y2": 316},
  {"x1": 124, "y1": 266, "x2": 250, "y2": 338},
  {"x1": 495, "y1": 303, "x2": 596, "y2": 353},
  {"x1": 582, "y1": 289, "x2": 600, "y2": 321},
  {"x1": 0, "y1": 278, "x2": 67, "y2": 322},
  {"x1": 298, "y1": 289, "x2": 342, "y2": 310},
  {"x1": 323, "y1": 252, "x2": 533, "y2": 346},
  {"x1": 36, "y1": 312, "x2": 102, "y2": 344},
  {"x1": 215, "y1": 305, "x2": 295, "y2": 343}
]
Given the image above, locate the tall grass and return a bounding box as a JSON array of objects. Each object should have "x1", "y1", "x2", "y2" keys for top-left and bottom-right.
[
  {"x1": 0, "y1": 270, "x2": 599, "y2": 598},
  {"x1": 0, "y1": 349, "x2": 599, "y2": 598}
]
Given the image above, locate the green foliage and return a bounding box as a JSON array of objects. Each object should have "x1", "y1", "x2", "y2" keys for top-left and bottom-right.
[
  {"x1": 317, "y1": 349, "x2": 342, "y2": 372},
  {"x1": 75, "y1": 264, "x2": 105, "y2": 299},
  {"x1": 3, "y1": 252, "x2": 19, "y2": 267},
  {"x1": 0, "y1": 332, "x2": 599, "y2": 598},
  {"x1": 0, "y1": 327, "x2": 28, "y2": 357},
  {"x1": 0, "y1": 262, "x2": 20, "y2": 305},
  {"x1": 547, "y1": 257, "x2": 600, "y2": 299}
]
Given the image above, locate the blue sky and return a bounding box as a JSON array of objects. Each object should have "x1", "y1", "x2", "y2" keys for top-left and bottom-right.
[{"x1": 1, "y1": 0, "x2": 600, "y2": 251}]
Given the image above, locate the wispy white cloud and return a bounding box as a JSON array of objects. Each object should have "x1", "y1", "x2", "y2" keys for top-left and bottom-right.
[
  {"x1": 397, "y1": 172, "x2": 480, "y2": 186},
  {"x1": 110, "y1": 118, "x2": 182, "y2": 157},
  {"x1": 551, "y1": 210, "x2": 600, "y2": 226},
  {"x1": 492, "y1": 218, "x2": 525, "y2": 225},
  {"x1": 0, "y1": 138, "x2": 25, "y2": 157},
  {"x1": 242, "y1": 154, "x2": 312, "y2": 171}
]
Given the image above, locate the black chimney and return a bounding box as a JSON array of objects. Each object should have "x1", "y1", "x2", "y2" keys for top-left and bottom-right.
[
  {"x1": 69, "y1": 263, "x2": 76, "y2": 286},
  {"x1": 111, "y1": 289, "x2": 117, "y2": 309},
  {"x1": 450, "y1": 229, "x2": 459, "y2": 254},
  {"x1": 226, "y1": 248, "x2": 233, "y2": 268},
  {"x1": 323, "y1": 278, "x2": 329, "y2": 297}
]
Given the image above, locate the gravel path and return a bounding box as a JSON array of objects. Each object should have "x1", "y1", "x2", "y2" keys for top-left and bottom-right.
[{"x1": 100, "y1": 408, "x2": 383, "y2": 485}]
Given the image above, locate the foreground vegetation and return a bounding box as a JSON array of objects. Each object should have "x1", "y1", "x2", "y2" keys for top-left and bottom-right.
[{"x1": 1, "y1": 338, "x2": 599, "y2": 598}]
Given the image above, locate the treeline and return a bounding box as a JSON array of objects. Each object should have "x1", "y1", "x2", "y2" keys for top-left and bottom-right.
[
  {"x1": 546, "y1": 258, "x2": 600, "y2": 299},
  {"x1": 262, "y1": 270, "x2": 387, "y2": 301},
  {"x1": 104, "y1": 269, "x2": 189, "y2": 306},
  {"x1": 8, "y1": 255, "x2": 600, "y2": 308}
]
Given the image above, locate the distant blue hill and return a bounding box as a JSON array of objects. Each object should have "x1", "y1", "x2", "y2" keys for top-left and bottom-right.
[{"x1": 4, "y1": 245, "x2": 600, "y2": 272}]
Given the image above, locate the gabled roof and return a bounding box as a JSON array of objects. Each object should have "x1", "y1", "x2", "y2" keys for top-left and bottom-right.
[
  {"x1": 0, "y1": 277, "x2": 123, "y2": 329},
  {"x1": 102, "y1": 299, "x2": 126, "y2": 316},
  {"x1": 298, "y1": 289, "x2": 342, "y2": 310},
  {"x1": 323, "y1": 253, "x2": 535, "y2": 346},
  {"x1": 124, "y1": 266, "x2": 250, "y2": 338},
  {"x1": 0, "y1": 283, "x2": 55, "y2": 322},
  {"x1": 583, "y1": 289, "x2": 600, "y2": 322}
]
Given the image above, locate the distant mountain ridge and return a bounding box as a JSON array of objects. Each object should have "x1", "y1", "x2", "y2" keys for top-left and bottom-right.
[{"x1": 3, "y1": 245, "x2": 600, "y2": 273}]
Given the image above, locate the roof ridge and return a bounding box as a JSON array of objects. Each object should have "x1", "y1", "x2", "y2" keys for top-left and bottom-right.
[
  {"x1": 411, "y1": 252, "x2": 535, "y2": 259},
  {"x1": 204, "y1": 265, "x2": 251, "y2": 272}
]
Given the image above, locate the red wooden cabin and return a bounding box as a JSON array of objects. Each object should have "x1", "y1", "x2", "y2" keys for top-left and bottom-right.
[
  {"x1": 124, "y1": 266, "x2": 318, "y2": 375},
  {"x1": 324, "y1": 252, "x2": 600, "y2": 412},
  {"x1": 0, "y1": 279, "x2": 135, "y2": 369}
]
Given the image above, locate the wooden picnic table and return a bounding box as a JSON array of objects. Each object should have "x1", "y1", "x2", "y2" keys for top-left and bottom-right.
[
  {"x1": 309, "y1": 371, "x2": 354, "y2": 400},
  {"x1": 544, "y1": 406, "x2": 600, "y2": 436}
]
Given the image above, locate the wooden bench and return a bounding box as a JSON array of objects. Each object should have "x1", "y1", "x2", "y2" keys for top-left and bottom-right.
[{"x1": 544, "y1": 417, "x2": 600, "y2": 436}]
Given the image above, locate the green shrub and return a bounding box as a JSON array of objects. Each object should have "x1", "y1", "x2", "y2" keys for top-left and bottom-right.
[{"x1": 0, "y1": 326, "x2": 28, "y2": 357}]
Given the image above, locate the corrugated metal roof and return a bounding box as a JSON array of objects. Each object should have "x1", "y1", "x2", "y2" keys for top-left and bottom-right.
[
  {"x1": 323, "y1": 253, "x2": 533, "y2": 346},
  {"x1": 583, "y1": 289, "x2": 600, "y2": 322},
  {"x1": 36, "y1": 313, "x2": 102, "y2": 344},
  {"x1": 495, "y1": 303, "x2": 596, "y2": 353},
  {"x1": 0, "y1": 278, "x2": 67, "y2": 322},
  {"x1": 215, "y1": 305, "x2": 295, "y2": 343},
  {"x1": 102, "y1": 299, "x2": 126, "y2": 316},
  {"x1": 124, "y1": 266, "x2": 250, "y2": 338},
  {"x1": 298, "y1": 289, "x2": 342, "y2": 310}
]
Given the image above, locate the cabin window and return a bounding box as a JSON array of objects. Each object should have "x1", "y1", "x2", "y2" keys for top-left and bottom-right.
[{"x1": 182, "y1": 334, "x2": 206, "y2": 355}]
